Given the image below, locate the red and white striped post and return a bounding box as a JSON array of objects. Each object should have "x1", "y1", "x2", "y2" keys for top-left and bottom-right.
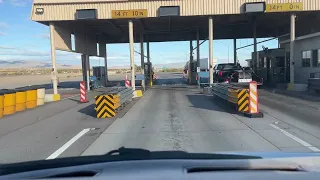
[
  {"x1": 125, "y1": 75, "x2": 131, "y2": 88},
  {"x1": 244, "y1": 81, "x2": 263, "y2": 118},
  {"x1": 80, "y1": 81, "x2": 88, "y2": 103}
]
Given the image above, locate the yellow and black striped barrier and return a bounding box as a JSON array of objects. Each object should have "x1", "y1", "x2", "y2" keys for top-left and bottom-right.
[
  {"x1": 95, "y1": 95, "x2": 118, "y2": 118},
  {"x1": 237, "y1": 89, "x2": 249, "y2": 112},
  {"x1": 212, "y1": 83, "x2": 263, "y2": 118},
  {"x1": 95, "y1": 88, "x2": 135, "y2": 118}
]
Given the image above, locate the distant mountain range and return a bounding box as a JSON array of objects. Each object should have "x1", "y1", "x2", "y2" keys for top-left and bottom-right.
[
  {"x1": 0, "y1": 60, "x2": 81, "y2": 69},
  {"x1": 0, "y1": 60, "x2": 187, "y2": 69}
]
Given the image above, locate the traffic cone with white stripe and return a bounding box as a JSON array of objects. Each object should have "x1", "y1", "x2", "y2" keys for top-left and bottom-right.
[{"x1": 244, "y1": 81, "x2": 263, "y2": 118}]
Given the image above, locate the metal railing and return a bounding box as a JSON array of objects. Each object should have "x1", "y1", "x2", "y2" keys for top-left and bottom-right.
[
  {"x1": 212, "y1": 83, "x2": 247, "y2": 104},
  {"x1": 108, "y1": 87, "x2": 134, "y2": 109},
  {"x1": 211, "y1": 82, "x2": 263, "y2": 118},
  {"x1": 95, "y1": 87, "x2": 134, "y2": 118}
]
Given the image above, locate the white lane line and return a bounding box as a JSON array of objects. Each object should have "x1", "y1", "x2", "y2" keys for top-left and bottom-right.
[
  {"x1": 46, "y1": 128, "x2": 93, "y2": 160},
  {"x1": 269, "y1": 124, "x2": 320, "y2": 152}
]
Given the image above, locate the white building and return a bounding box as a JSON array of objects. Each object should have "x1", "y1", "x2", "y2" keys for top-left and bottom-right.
[{"x1": 279, "y1": 32, "x2": 320, "y2": 84}]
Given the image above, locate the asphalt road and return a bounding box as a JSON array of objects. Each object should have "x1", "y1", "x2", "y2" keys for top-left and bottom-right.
[
  {"x1": 1, "y1": 72, "x2": 320, "y2": 164},
  {"x1": 83, "y1": 73, "x2": 320, "y2": 155}
]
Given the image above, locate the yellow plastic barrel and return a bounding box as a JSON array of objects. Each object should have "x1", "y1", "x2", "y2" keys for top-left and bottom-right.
[
  {"x1": 37, "y1": 86, "x2": 45, "y2": 106},
  {"x1": 3, "y1": 89, "x2": 16, "y2": 115},
  {"x1": 15, "y1": 87, "x2": 27, "y2": 112},
  {"x1": 26, "y1": 86, "x2": 37, "y2": 109},
  {"x1": 0, "y1": 91, "x2": 4, "y2": 118}
]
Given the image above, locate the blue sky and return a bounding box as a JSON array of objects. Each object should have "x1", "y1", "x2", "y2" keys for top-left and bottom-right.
[{"x1": 0, "y1": 0, "x2": 279, "y2": 68}]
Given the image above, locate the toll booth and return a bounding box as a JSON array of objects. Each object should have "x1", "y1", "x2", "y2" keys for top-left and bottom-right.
[
  {"x1": 144, "y1": 62, "x2": 153, "y2": 84},
  {"x1": 92, "y1": 66, "x2": 107, "y2": 87},
  {"x1": 252, "y1": 48, "x2": 287, "y2": 86},
  {"x1": 189, "y1": 61, "x2": 198, "y2": 85}
]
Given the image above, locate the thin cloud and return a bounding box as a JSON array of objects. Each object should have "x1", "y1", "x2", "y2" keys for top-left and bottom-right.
[
  {"x1": 0, "y1": 22, "x2": 9, "y2": 36},
  {"x1": 0, "y1": 31, "x2": 8, "y2": 36},
  {"x1": 0, "y1": 22, "x2": 10, "y2": 29},
  {"x1": 0, "y1": 45, "x2": 15, "y2": 49},
  {"x1": 38, "y1": 33, "x2": 50, "y2": 40}
]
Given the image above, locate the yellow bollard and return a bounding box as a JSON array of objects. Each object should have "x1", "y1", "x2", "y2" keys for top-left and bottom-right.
[
  {"x1": 0, "y1": 91, "x2": 4, "y2": 118},
  {"x1": 150, "y1": 73, "x2": 153, "y2": 87},
  {"x1": 26, "y1": 86, "x2": 37, "y2": 109},
  {"x1": 15, "y1": 87, "x2": 27, "y2": 112},
  {"x1": 3, "y1": 90, "x2": 16, "y2": 115}
]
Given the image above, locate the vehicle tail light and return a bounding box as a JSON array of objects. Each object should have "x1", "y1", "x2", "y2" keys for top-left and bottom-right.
[
  {"x1": 219, "y1": 71, "x2": 223, "y2": 77},
  {"x1": 225, "y1": 79, "x2": 229, "y2": 83}
]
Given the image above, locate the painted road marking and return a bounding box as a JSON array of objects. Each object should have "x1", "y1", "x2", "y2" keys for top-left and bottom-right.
[
  {"x1": 46, "y1": 128, "x2": 94, "y2": 160},
  {"x1": 162, "y1": 84, "x2": 184, "y2": 86},
  {"x1": 269, "y1": 124, "x2": 320, "y2": 152}
]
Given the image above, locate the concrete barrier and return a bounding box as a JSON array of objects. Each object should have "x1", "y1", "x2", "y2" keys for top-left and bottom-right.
[
  {"x1": 0, "y1": 92, "x2": 4, "y2": 118},
  {"x1": 287, "y1": 83, "x2": 308, "y2": 91},
  {"x1": 45, "y1": 94, "x2": 61, "y2": 102},
  {"x1": 15, "y1": 88, "x2": 27, "y2": 112},
  {"x1": 3, "y1": 90, "x2": 16, "y2": 116},
  {"x1": 37, "y1": 88, "x2": 45, "y2": 106},
  {"x1": 133, "y1": 90, "x2": 143, "y2": 98},
  {"x1": 26, "y1": 88, "x2": 37, "y2": 109}
]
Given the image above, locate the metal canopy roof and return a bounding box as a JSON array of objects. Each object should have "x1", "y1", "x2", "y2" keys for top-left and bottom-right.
[
  {"x1": 30, "y1": 0, "x2": 320, "y2": 43},
  {"x1": 46, "y1": 11, "x2": 320, "y2": 44}
]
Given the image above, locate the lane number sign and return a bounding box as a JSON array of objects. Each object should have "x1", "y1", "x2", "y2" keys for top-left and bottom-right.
[
  {"x1": 112, "y1": 9, "x2": 148, "y2": 19},
  {"x1": 266, "y1": 2, "x2": 303, "y2": 12}
]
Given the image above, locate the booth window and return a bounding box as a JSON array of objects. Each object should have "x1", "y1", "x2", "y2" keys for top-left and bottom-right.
[
  {"x1": 302, "y1": 50, "x2": 311, "y2": 67},
  {"x1": 313, "y1": 50, "x2": 320, "y2": 67}
]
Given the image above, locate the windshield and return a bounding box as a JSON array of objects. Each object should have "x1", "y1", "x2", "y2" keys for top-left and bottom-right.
[{"x1": 1, "y1": 0, "x2": 320, "y2": 169}]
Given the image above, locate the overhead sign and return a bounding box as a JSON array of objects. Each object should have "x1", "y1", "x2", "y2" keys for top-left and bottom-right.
[
  {"x1": 266, "y1": 2, "x2": 303, "y2": 12},
  {"x1": 244, "y1": 2, "x2": 266, "y2": 13},
  {"x1": 158, "y1": 6, "x2": 180, "y2": 17},
  {"x1": 112, "y1": 9, "x2": 147, "y2": 19},
  {"x1": 76, "y1": 9, "x2": 97, "y2": 20}
]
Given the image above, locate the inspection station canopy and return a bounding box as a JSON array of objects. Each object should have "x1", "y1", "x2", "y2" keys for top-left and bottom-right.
[{"x1": 31, "y1": 0, "x2": 320, "y2": 55}]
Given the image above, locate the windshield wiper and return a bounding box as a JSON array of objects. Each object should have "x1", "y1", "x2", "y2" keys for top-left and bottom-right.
[{"x1": 106, "y1": 147, "x2": 151, "y2": 156}]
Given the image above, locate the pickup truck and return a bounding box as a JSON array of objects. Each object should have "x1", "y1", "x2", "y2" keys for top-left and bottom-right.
[{"x1": 213, "y1": 63, "x2": 263, "y2": 85}]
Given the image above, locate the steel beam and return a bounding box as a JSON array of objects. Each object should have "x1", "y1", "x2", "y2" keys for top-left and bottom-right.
[
  {"x1": 129, "y1": 20, "x2": 135, "y2": 90},
  {"x1": 209, "y1": 17, "x2": 214, "y2": 84},
  {"x1": 290, "y1": 14, "x2": 296, "y2": 84},
  {"x1": 140, "y1": 33, "x2": 145, "y2": 91},
  {"x1": 49, "y1": 22, "x2": 58, "y2": 94}
]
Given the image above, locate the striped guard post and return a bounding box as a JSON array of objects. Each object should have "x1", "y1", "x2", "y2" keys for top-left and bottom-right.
[
  {"x1": 125, "y1": 75, "x2": 131, "y2": 88},
  {"x1": 80, "y1": 81, "x2": 88, "y2": 103},
  {"x1": 237, "y1": 89, "x2": 249, "y2": 112},
  {"x1": 245, "y1": 81, "x2": 263, "y2": 118},
  {"x1": 95, "y1": 95, "x2": 116, "y2": 118}
]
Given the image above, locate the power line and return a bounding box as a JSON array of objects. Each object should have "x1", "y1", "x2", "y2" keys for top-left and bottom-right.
[{"x1": 236, "y1": 33, "x2": 290, "y2": 50}]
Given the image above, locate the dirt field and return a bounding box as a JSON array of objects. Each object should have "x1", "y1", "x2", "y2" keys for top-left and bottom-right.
[{"x1": 0, "y1": 73, "x2": 82, "y2": 89}]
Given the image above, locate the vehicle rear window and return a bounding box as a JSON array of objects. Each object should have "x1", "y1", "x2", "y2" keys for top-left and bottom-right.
[{"x1": 219, "y1": 64, "x2": 241, "y2": 70}]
